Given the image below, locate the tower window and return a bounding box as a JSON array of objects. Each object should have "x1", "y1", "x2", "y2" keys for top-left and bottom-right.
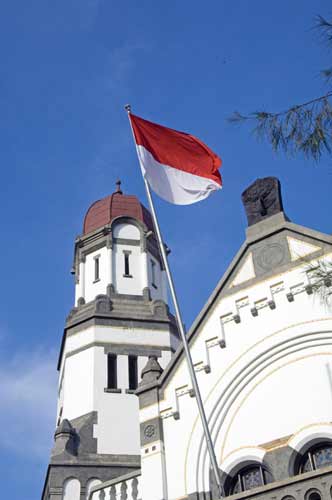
[
  {"x1": 123, "y1": 251, "x2": 132, "y2": 277},
  {"x1": 107, "y1": 354, "x2": 117, "y2": 389},
  {"x1": 93, "y1": 255, "x2": 100, "y2": 282},
  {"x1": 151, "y1": 259, "x2": 157, "y2": 288},
  {"x1": 128, "y1": 355, "x2": 138, "y2": 390}
]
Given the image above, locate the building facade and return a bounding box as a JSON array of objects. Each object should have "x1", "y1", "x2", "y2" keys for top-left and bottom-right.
[{"x1": 43, "y1": 178, "x2": 332, "y2": 500}]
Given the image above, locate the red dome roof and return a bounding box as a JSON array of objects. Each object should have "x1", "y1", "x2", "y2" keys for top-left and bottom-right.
[{"x1": 83, "y1": 189, "x2": 154, "y2": 235}]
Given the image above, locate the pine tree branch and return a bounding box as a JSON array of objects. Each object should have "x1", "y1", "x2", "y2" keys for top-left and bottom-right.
[
  {"x1": 229, "y1": 93, "x2": 332, "y2": 160},
  {"x1": 229, "y1": 14, "x2": 332, "y2": 161},
  {"x1": 229, "y1": 92, "x2": 332, "y2": 122},
  {"x1": 305, "y1": 260, "x2": 332, "y2": 304},
  {"x1": 315, "y1": 15, "x2": 332, "y2": 46}
]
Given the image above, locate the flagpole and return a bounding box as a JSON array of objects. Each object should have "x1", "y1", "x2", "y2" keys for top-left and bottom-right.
[{"x1": 125, "y1": 105, "x2": 223, "y2": 498}]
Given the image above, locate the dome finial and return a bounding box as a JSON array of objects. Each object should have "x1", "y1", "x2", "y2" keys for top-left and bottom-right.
[{"x1": 115, "y1": 179, "x2": 123, "y2": 195}]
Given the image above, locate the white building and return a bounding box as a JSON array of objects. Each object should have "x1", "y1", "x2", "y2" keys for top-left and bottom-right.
[{"x1": 42, "y1": 177, "x2": 332, "y2": 500}]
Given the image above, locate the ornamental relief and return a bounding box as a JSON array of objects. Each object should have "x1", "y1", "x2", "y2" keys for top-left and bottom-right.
[{"x1": 143, "y1": 424, "x2": 156, "y2": 439}]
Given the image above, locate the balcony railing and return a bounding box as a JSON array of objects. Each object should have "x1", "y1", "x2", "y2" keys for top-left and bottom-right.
[{"x1": 89, "y1": 470, "x2": 141, "y2": 500}]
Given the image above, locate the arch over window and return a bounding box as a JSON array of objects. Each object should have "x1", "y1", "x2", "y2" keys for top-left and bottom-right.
[
  {"x1": 225, "y1": 463, "x2": 272, "y2": 496},
  {"x1": 113, "y1": 222, "x2": 140, "y2": 240},
  {"x1": 297, "y1": 442, "x2": 332, "y2": 474}
]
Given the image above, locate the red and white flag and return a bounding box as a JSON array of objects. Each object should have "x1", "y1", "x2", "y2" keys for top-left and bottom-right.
[{"x1": 129, "y1": 113, "x2": 222, "y2": 205}]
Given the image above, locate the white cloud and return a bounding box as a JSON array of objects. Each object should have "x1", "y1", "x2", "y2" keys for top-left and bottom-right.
[{"x1": 0, "y1": 347, "x2": 58, "y2": 460}]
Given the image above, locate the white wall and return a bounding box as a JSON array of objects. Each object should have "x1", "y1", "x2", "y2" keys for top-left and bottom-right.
[
  {"x1": 139, "y1": 253, "x2": 332, "y2": 500},
  {"x1": 74, "y1": 222, "x2": 168, "y2": 302},
  {"x1": 224, "y1": 354, "x2": 332, "y2": 455},
  {"x1": 93, "y1": 346, "x2": 140, "y2": 455},
  {"x1": 62, "y1": 325, "x2": 175, "y2": 357},
  {"x1": 85, "y1": 247, "x2": 108, "y2": 302},
  {"x1": 59, "y1": 322, "x2": 174, "y2": 454},
  {"x1": 75, "y1": 246, "x2": 109, "y2": 305},
  {"x1": 113, "y1": 242, "x2": 143, "y2": 295},
  {"x1": 62, "y1": 348, "x2": 95, "y2": 419},
  {"x1": 147, "y1": 253, "x2": 167, "y2": 302}
]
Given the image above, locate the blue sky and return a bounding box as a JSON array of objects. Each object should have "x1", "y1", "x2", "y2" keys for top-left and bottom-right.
[{"x1": 1, "y1": 1, "x2": 332, "y2": 498}]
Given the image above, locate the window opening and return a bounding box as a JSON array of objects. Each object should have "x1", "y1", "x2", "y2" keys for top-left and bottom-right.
[
  {"x1": 230, "y1": 465, "x2": 266, "y2": 495},
  {"x1": 300, "y1": 444, "x2": 332, "y2": 473},
  {"x1": 123, "y1": 251, "x2": 132, "y2": 277},
  {"x1": 94, "y1": 256, "x2": 100, "y2": 282},
  {"x1": 128, "y1": 355, "x2": 138, "y2": 390},
  {"x1": 151, "y1": 259, "x2": 157, "y2": 288},
  {"x1": 308, "y1": 493, "x2": 321, "y2": 500},
  {"x1": 107, "y1": 354, "x2": 117, "y2": 389}
]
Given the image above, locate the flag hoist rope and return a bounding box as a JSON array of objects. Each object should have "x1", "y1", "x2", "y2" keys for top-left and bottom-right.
[{"x1": 125, "y1": 105, "x2": 223, "y2": 498}]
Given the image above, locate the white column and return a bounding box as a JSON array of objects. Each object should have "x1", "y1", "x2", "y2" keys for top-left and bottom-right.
[
  {"x1": 76, "y1": 260, "x2": 85, "y2": 304},
  {"x1": 140, "y1": 429, "x2": 168, "y2": 500},
  {"x1": 141, "y1": 251, "x2": 149, "y2": 290},
  {"x1": 107, "y1": 246, "x2": 113, "y2": 288},
  {"x1": 117, "y1": 355, "x2": 128, "y2": 391},
  {"x1": 161, "y1": 270, "x2": 168, "y2": 303}
]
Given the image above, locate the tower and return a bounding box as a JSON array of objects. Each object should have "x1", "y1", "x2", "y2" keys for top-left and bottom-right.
[{"x1": 42, "y1": 182, "x2": 178, "y2": 500}]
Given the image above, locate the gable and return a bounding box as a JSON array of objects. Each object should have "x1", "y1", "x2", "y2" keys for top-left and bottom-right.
[
  {"x1": 223, "y1": 214, "x2": 331, "y2": 297},
  {"x1": 157, "y1": 212, "x2": 332, "y2": 388}
]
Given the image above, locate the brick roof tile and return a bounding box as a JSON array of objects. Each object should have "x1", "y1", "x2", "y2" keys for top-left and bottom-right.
[{"x1": 83, "y1": 192, "x2": 154, "y2": 235}]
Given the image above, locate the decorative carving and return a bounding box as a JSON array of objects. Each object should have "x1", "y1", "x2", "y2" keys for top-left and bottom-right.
[
  {"x1": 140, "y1": 356, "x2": 163, "y2": 386},
  {"x1": 152, "y1": 300, "x2": 167, "y2": 318},
  {"x1": 256, "y1": 243, "x2": 286, "y2": 271},
  {"x1": 77, "y1": 297, "x2": 85, "y2": 308},
  {"x1": 242, "y1": 177, "x2": 283, "y2": 226},
  {"x1": 52, "y1": 419, "x2": 78, "y2": 457},
  {"x1": 144, "y1": 424, "x2": 156, "y2": 439},
  {"x1": 66, "y1": 307, "x2": 78, "y2": 322},
  {"x1": 94, "y1": 295, "x2": 112, "y2": 313}
]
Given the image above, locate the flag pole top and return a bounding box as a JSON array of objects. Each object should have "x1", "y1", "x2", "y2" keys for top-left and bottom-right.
[{"x1": 124, "y1": 104, "x2": 131, "y2": 113}]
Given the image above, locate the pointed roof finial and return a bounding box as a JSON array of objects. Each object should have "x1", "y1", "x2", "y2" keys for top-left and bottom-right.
[
  {"x1": 115, "y1": 179, "x2": 123, "y2": 195},
  {"x1": 139, "y1": 355, "x2": 163, "y2": 387}
]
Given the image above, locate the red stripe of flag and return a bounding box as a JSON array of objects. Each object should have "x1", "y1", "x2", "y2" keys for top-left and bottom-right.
[{"x1": 130, "y1": 114, "x2": 222, "y2": 186}]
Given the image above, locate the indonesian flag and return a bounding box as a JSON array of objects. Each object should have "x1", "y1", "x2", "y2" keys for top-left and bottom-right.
[{"x1": 129, "y1": 113, "x2": 222, "y2": 205}]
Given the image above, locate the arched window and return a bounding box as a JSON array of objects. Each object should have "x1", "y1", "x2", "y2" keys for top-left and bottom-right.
[
  {"x1": 85, "y1": 478, "x2": 102, "y2": 500},
  {"x1": 299, "y1": 443, "x2": 332, "y2": 473},
  {"x1": 228, "y1": 464, "x2": 270, "y2": 495},
  {"x1": 62, "y1": 478, "x2": 80, "y2": 500}
]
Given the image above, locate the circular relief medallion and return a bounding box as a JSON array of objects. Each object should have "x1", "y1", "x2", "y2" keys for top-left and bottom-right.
[
  {"x1": 144, "y1": 424, "x2": 156, "y2": 439},
  {"x1": 256, "y1": 243, "x2": 286, "y2": 271}
]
